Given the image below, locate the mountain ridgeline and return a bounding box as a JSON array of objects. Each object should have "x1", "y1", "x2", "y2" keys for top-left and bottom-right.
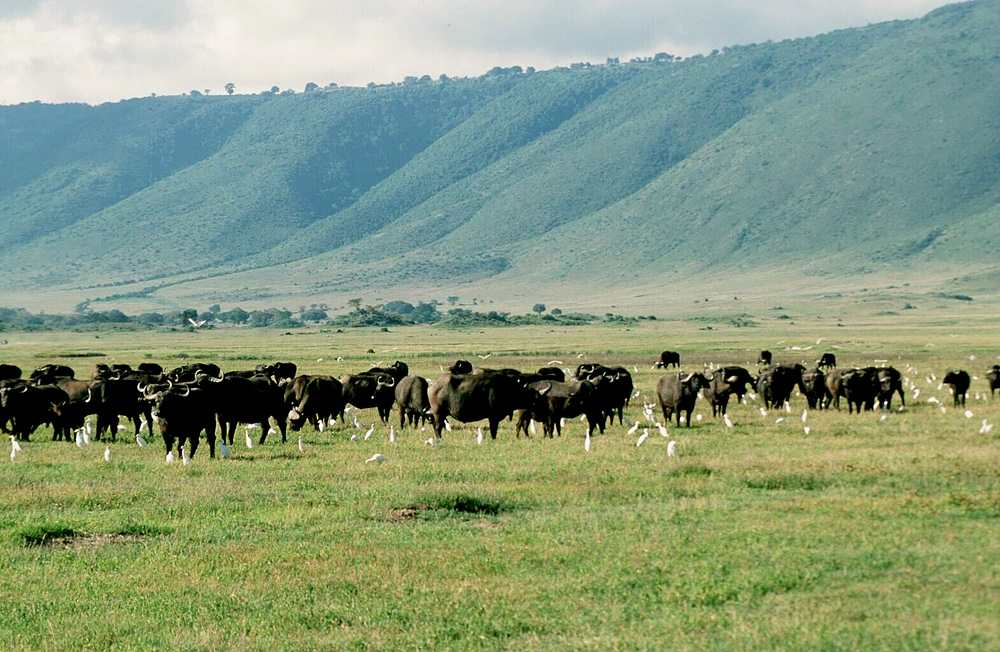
[{"x1": 1, "y1": 0, "x2": 999, "y2": 312}]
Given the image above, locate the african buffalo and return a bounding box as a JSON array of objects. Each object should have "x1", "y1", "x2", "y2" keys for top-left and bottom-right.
[
  {"x1": 340, "y1": 372, "x2": 397, "y2": 423},
  {"x1": 196, "y1": 373, "x2": 288, "y2": 445},
  {"x1": 842, "y1": 367, "x2": 880, "y2": 413},
  {"x1": 986, "y1": 366, "x2": 1000, "y2": 398},
  {"x1": 515, "y1": 379, "x2": 602, "y2": 437},
  {"x1": 703, "y1": 369, "x2": 749, "y2": 417},
  {"x1": 877, "y1": 367, "x2": 905, "y2": 410},
  {"x1": 656, "y1": 372, "x2": 711, "y2": 427},
  {"x1": 943, "y1": 370, "x2": 970, "y2": 407},
  {"x1": 758, "y1": 351, "x2": 772, "y2": 366},
  {"x1": 255, "y1": 361, "x2": 298, "y2": 383},
  {"x1": 448, "y1": 360, "x2": 473, "y2": 374},
  {"x1": 285, "y1": 375, "x2": 344, "y2": 432},
  {"x1": 0, "y1": 364, "x2": 22, "y2": 381},
  {"x1": 817, "y1": 353, "x2": 837, "y2": 370},
  {"x1": 146, "y1": 384, "x2": 217, "y2": 459},
  {"x1": 801, "y1": 368, "x2": 829, "y2": 409},
  {"x1": 655, "y1": 351, "x2": 680, "y2": 369},
  {"x1": 428, "y1": 372, "x2": 548, "y2": 438},
  {"x1": 0, "y1": 383, "x2": 71, "y2": 441},
  {"x1": 394, "y1": 375, "x2": 430, "y2": 428},
  {"x1": 756, "y1": 364, "x2": 806, "y2": 410}
]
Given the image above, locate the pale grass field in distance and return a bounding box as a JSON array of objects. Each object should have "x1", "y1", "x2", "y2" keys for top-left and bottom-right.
[{"x1": 0, "y1": 315, "x2": 998, "y2": 650}]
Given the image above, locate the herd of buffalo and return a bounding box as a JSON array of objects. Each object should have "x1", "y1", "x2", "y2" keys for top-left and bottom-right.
[{"x1": 1, "y1": 351, "x2": 997, "y2": 461}]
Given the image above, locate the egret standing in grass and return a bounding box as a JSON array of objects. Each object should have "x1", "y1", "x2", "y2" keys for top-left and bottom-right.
[
  {"x1": 104, "y1": 447, "x2": 111, "y2": 462},
  {"x1": 182, "y1": 448, "x2": 192, "y2": 467},
  {"x1": 636, "y1": 428, "x2": 649, "y2": 447},
  {"x1": 389, "y1": 426, "x2": 397, "y2": 444},
  {"x1": 477, "y1": 427, "x2": 484, "y2": 445},
  {"x1": 366, "y1": 453, "x2": 386, "y2": 464},
  {"x1": 627, "y1": 421, "x2": 639, "y2": 436},
  {"x1": 135, "y1": 433, "x2": 148, "y2": 447},
  {"x1": 667, "y1": 440, "x2": 677, "y2": 458},
  {"x1": 298, "y1": 437, "x2": 306, "y2": 453},
  {"x1": 365, "y1": 424, "x2": 375, "y2": 440},
  {"x1": 584, "y1": 428, "x2": 591, "y2": 453},
  {"x1": 245, "y1": 431, "x2": 253, "y2": 449}
]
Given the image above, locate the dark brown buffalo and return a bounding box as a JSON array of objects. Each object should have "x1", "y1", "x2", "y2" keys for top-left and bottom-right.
[
  {"x1": 29, "y1": 364, "x2": 75, "y2": 385},
  {"x1": 801, "y1": 368, "x2": 829, "y2": 409},
  {"x1": 703, "y1": 369, "x2": 747, "y2": 417},
  {"x1": 196, "y1": 373, "x2": 288, "y2": 444},
  {"x1": 756, "y1": 364, "x2": 806, "y2": 410},
  {"x1": 146, "y1": 384, "x2": 217, "y2": 458},
  {"x1": 536, "y1": 367, "x2": 565, "y2": 381},
  {"x1": 986, "y1": 366, "x2": 1000, "y2": 398},
  {"x1": 448, "y1": 360, "x2": 473, "y2": 374},
  {"x1": 0, "y1": 364, "x2": 22, "y2": 381},
  {"x1": 842, "y1": 367, "x2": 880, "y2": 414},
  {"x1": 816, "y1": 353, "x2": 837, "y2": 370},
  {"x1": 428, "y1": 372, "x2": 548, "y2": 439},
  {"x1": 284, "y1": 375, "x2": 343, "y2": 432},
  {"x1": 515, "y1": 379, "x2": 601, "y2": 437},
  {"x1": 0, "y1": 383, "x2": 70, "y2": 441},
  {"x1": 656, "y1": 372, "x2": 711, "y2": 427},
  {"x1": 166, "y1": 363, "x2": 221, "y2": 382},
  {"x1": 394, "y1": 375, "x2": 430, "y2": 428},
  {"x1": 255, "y1": 361, "x2": 298, "y2": 383},
  {"x1": 943, "y1": 370, "x2": 970, "y2": 407},
  {"x1": 340, "y1": 372, "x2": 397, "y2": 423},
  {"x1": 758, "y1": 351, "x2": 772, "y2": 366},
  {"x1": 655, "y1": 351, "x2": 680, "y2": 369},
  {"x1": 877, "y1": 367, "x2": 905, "y2": 410}
]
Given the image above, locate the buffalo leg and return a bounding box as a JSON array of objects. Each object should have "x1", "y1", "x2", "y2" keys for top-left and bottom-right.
[{"x1": 489, "y1": 418, "x2": 499, "y2": 439}]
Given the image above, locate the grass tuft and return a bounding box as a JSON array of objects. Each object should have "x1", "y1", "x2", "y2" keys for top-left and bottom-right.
[{"x1": 745, "y1": 473, "x2": 828, "y2": 491}]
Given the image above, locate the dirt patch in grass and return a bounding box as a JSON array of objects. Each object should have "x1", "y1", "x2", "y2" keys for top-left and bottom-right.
[
  {"x1": 390, "y1": 493, "x2": 525, "y2": 523},
  {"x1": 16, "y1": 522, "x2": 170, "y2": 548}
]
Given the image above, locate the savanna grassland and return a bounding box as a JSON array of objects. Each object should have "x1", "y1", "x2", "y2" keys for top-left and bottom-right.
[{"x1": 1, "y1": 316, "x2": 999, "y2": 651}]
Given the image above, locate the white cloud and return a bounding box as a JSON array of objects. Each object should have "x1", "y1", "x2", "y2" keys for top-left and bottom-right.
[{"x1": 0, "y1": 0, "x2": 952, "y2": 104}]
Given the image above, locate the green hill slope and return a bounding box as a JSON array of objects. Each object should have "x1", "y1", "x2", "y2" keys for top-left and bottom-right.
[{"x1": 1, "y1": 0, "x2": 998, "y2": 313}]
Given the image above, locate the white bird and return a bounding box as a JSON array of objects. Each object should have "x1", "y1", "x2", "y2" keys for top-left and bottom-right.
[
  {"x1": 425, "y1": 437, "x2": 437, "y2": 447},
  {"x1": 667, "y1": 440, "x2": 677, "y2": 457},
  {"x1": 444, "y1": 419, "x2": 452, "y2": 432},
  {"x1": 880, "y1": 415, "x2": 889, "y2": 422},
  {"x1": 927, "y1": 397, "x2": 940, "y2": 404},
  {"x1": 75, "y1": 428, "x2": 85, "y2": 449},
  {"x1": 477, "y1": 354, "x2": 492, "y2": 360},
  {"x1": 318, "y1": 420, "x2": 325, "y2": 433},
  {"x1": 579, "y1": 414, "x2": 587, "y2": 422},
  {"x1": 165, "y1": 451, "x2": 175, "y2": 464},
  {"x1": 548, "y1": 360, "x2": 563, "y2": 365},
  {"x1": 366, "y1": 453, "x2": 386, "y2": 464},
  {"x1": 940, "y1": 406, "x2": 947, "y2": 414},
  {"x1": 117, "y1": 424, "x2": 127, "y2": 434},
  {"x1": 560, "y1": 418, "x2": 566, "y2": 429},
  {"x1": 298, "y1": 437, "x2": 306, "y2": 453},
  {"x1": 245, "y1": 431, "x2": 253, "y2": 449},
  {"x1": 627, "y1": 421, "x2": 639, "y2": 436},
  {"x1": 85, "y1": 417, "x2": 93, "y2": 437},
  {"x1": 329, "y1": 417, "x2": 337, "y2": 428},
  {"x1": 10, "y1": 448, "x2": 16, "y2": 463},
  {"x1": 220, "y1": 441, "x2": 231, "y2": 459},
  {"x1": 104, "y1": 447, "x2": 111, "y2": 462},
  {"x1": 350, "y1": 433, "x2": 359, "y2": 443},
  {"x1": 188, "y1": 318, "x2": 207, "y2": 327},
  {"x1": 784, "y1": 402, "x2": 792, "y2": 414},
  {"x1": 723, "y1": 414, "x2": 733, "y2": 428},
  {"x1": 913, "y1": 389, "x2": 920, "y2": 399},
  {"x1": 138, "y1": 418, "x2": 148, "y2": 433},
  {"x1": 964, "y1": 410, "x2": 974, "y2": 419},
  {"x1": 633, "y1": 366, "x2": 639, "y2": 373},
  {"x1": 636, "y1": 429, "x2": 648, "y2": 447},
  {"x1": 801, "y1": 410, "x2": 808, "y2": 423},
  {"x1": 696, "y1": 413, "x2": 703, "y2": 422},
  {"x1": 182, "y1": 448, "x2": 192, "y2": 467},
  {"x1": 584, "y1": 428, "x2": 591, "y2": 453},
  {"x1": 776, "y1": 418, "x2": 785, "y2": 424},
  {"x1": 389, "y1": 426, "x2": 397, "y2": 444},
  {"x1": 577, "y1": 353, "x2": 585, "y2": 359},
  {"x1": 365, "y1": 424, "x2": 375, "y2": 440},
  {"x1": 529, "y1": 420, "x2": 537, "y2": 436},
  {"x1": 316, "y1": 358, "x2": 324, "y2": 363},
  {"x1": 804, "y1": 427, "x2": 811, "y2": 435},
  {"x1": 10, "y1": 436, "x2": 22, "y2": 454},
  {"x1": 656, "y1": 422, "x2": 668, "y2": 437},
  {"x1": 679, "y1": 415, "x2": 686, "y2": 425},
  {"x1": 267, "y1": 427, "x2": 278, "y2": 437},
  {"x1": 352, "y1": 415, "x2": 364, "y2": 429},
  {"x1": 759, "y1": 407, "x2": 768, "y2": 417},
  {"x1": 979, "y1": 419, "x2": 993, "y2": 434},
  {"x1": 477, "y1": 427, "x2": 484, "y2": 445}
]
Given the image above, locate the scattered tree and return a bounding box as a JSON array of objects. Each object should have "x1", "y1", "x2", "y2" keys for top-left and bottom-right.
[
  {"x1": 225, "y1": 83, "x2": 235, "y2": 95},
  {"x1": 447, "y1": 296, "x2": 459, "y2": 306},
  {"x1": 347, "y1": 298, "x2": 363, "y2": 313},
  {"x1": 304, "y1": 82, "x2": 318, "y2": 92},
  {"x1": 532, "y1": 303, "x2": 547, "y2": 314}
]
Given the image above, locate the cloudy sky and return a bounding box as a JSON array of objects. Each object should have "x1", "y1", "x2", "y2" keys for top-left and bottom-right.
[{"x1": 1, "y1": 0, "x2": 951, "y2": 105}]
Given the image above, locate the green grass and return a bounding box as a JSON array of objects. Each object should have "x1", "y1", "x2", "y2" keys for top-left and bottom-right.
[{"x1": 1, "y1": 321, "x2": 998, "y2": 650}]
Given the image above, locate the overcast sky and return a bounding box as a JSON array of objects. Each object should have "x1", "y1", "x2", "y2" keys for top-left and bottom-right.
[{"x1": 0, "y1": 0, "x2": 952, "y2": 105}]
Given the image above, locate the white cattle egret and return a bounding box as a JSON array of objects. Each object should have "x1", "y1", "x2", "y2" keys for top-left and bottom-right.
[
  {"x1": 425, "y1": 437, "x2": 437, "y2": 447},
  {"x1": 529, "y1": 420, "x2": 537, "y2": 436},
  {"x1": 657, "y1": 423, "x2": 668, "y2": 437},
  {"x1": 477, "y1": 427, "x2": 484, "y2": 445},
  {"x1": 104, "y1": 447, "x2": 111, "y2": 462},
  {"x1": 980, "y1": 420, "x2": 994, "y2": 434},
  {"x1": 135, "y1": 432, "x2": 148, "y2": 447},
  {"x1": 801, "y1": 410, "x2": 808, "y2": 423},
  {"x1": 679, "y1": 415, "x2": 686, "y2": 425},
  {"x1": 880, "y1": 415, "x2": 889, "y2": 422},
  {"x1": 759, "y1": 407, "x2": 767, "y2": 417},
  {"x1": 165, "y1": 452, "x2": 175, "y2": 464},
  {"x1": 940, "y1": 406, "x2": 947, "y2": 414},
  {"x1": 724, "y1": 414, "x2": 733, "y2": 428},
  {"x1": 584, "y1": 428, "x2": 591, "y2": 453},
  {"x1": 10, "y1": 436, "x2": 22, "y2": 454},
  {"x1": 784, "y1": 402, "x2": 792, "y2": 414},
  {"x1": 927, "y1": 397, "x2": 940, "y2": 404},
  {"x1": 389, "y1": 426, "x2": 396, "y2": 443},
  {"x1": 804, "y1": 427, "x2": 811, "y2": 435},
  {"x1": 667, "y1": 440, "x2": 677, "y2": 457},
  {"x1": 139, "y1": 419, "x2": 148, "y2": 433},
  {"x1": 117, "y1": 424, "x2": 127, "y2": 433},
  {"x1": 182, "y1": 448, "x2": 192, "y2": 467},
  {"x1": 579, "y1": 414, "x2": 587, "y2": 422},
  {"x1": 350, "y1": 433, "x2": 359, "y2": 443},
  {"x1": 366, "y1": 453, "x2": 386, "y2": 464},
  {"x1": 548, "y1": 360, "x2": 563, "y2": 365},
  {"x1": 75, "y1": 429, "x2": 85, "y2": 449},
  {"x1": 329, "y1": 417, "x2": 337, "y2": 427},
  {"x1": 696, "y1": 413, "x2": 703, "y2": 422},
  {"x1": 560, "y1": 418, "x2": 566, "y2": 429},
  {"x1": 444, "y1": 419, "x2": 452, "y2": 432},
  {"x1": 318, "y1": 420, "x2": 325, "y2": 433},
  {"x1": 748, "y1": 393, "x2": 757, "y2": 401},
  {"x1": 298, "y1": 437, "x2": 306, "y2": 453},
  {"x1": 85, "y1": 417, "x2": 93, "y2": 438},
  {"x1": 636, "y1": 429, "x2": 648, "y2": 447},
  {"x1": 82, "y1": 429, "x2": 92, "y2": 446},
  {"x1": 267, "y1": 427, "x2": 277, "y2": 437},
  {"x1": 365, "y1": 424, "x2": 375, "y2": 440},
  {"x1": 627, "y1": 421, "x2": 639, "y2": 436},
  {"x1": 245, "y1": 432, "x2": 253, "y2": 449},
  {"x1": 220, "y1": 441, "x2": 231, "y2": 459},
  {"x1": 316, "y1": 358, "x2": 324, "y2": 362},
  {"x1": 913, "y1": 389, "x2": 920, "y2": 399},
  {"x1": 964, "y1": 410, "x2": 974, "y2": 419},
  {"x1": 9, "y1": 448, "x2": 16, "y2": 463},
  {"x1": 776, "y1": 418, "x2": 785, "y2": 424}
]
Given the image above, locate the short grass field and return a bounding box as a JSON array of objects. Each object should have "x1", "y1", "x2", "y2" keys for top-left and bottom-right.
[{"x1": 1, "y1": 317, "x2": 999, "y2": 651}]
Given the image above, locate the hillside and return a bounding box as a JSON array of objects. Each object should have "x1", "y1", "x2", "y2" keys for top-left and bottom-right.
[{"x1": 1, "y1": 0, "x2": 998, "y2": 315}]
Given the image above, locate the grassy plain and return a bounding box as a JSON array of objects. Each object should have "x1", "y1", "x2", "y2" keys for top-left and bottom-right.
[{"x1": 1, "y1": 317, "x2": 998, "y2": 650}]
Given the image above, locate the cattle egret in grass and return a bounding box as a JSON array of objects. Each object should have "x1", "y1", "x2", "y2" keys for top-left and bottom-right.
[
  {"x1": 139, "y1": 418, "x2": 148, "y2": 433},
  {"x1": 880, "y1": 415, "x2": 889, "y2": 422},
  {"x1": 75, "y1": 429, "x2": 85, "y2": 450},
  {"x1": 584, "y1": 428, "x2": 591, "y2": 453},
  {"x1": 245, "y1": 431, "x2": 253, "y2": 449},
  {"x1": 165, "y1": 452, "x2": 175, "y2": 464},
  {"x1": 10, "y1": 448, "x2": 16, "y2": 463},
  {"x1": 679, "y1": 415, "x2": 686, "y2": 425},
  {"x1": 759, "y1": 407, "x2": 768, "y2": 417},
  {"x1": 784, "y1": 402, "x2": 792, "y2": 414},
  {"x1": 696, "y1": 413, "x2": 703, "y2": 422},
  {"x1": 389, "y1": 426, "x2": 397, "y2": 444},
  {"x1": 964, "y1": 410, "x2": 974, "y2": 419},
  {"x1": 559, "y1": 417, "x2": 567, "y2": 429},
  {"x1": 477, "y1": 427, "x2": 484, "y2": 445},
  {"x1": 85, "y1": 417, "x2": 93, "y2": 438},
  {"x1": 298, "y1": 437, "x2": 306, "y2": 453},
  {"x1": 425, "y1": 437, "x2": 437, "y2": 447},
  {"x1": 627, "y1": 421, "x2": 639, "y2": 436},
  {"x1": 724, "y1": 414, "x2": 733, "y2": 429},
  {"x1": 529, "y1": 420, "x2": 537, "y2": 436},
  {"x1": 657, "y1": 422, "x2": 668, "y2": 437},
  {"x1": 220, "y1": 441, "x2": 231, "y2": 459},
  {"x1": 365, "y1": 424, "x2": 375, "y2": 440},
  {"x1": 318, "y1": 420, "x2": 325, "y2": 433},
  {"x1": 776, "y1": 418, "x2": 785, "y2": 424},
  {"x1": 940, "y1": 406, "x2": 947, "y2": 414},
  {"x1": 913, "y1": 389, "x2": 920, "y2": 399},
  {"x1": 117, "y1": 424, "x2": 127, "y2": 434},
  {"x1": 104, "y1": 447, "x2": 111, "y2": 462},
  {"x1": 366, "y1": 453, "x2": 386, "y2": 464},
  {"x1": 350, "y1": 433, "x2": 359, "y2": 443},
  {"x1": 267, "y1": 427, "x2": 277, "y2": 437},
  {"x1": 182, "y1": 448, "x2": 192, "y2": 467},
  {"x1": 980, "y1": 420, "x2": 994, "y2": 435},
  {"x1": 579, "y1": 414, "x2": 587, "y2": 422},
  {"x1": 548, "y1": 360, "x2": 563, "y2": 365},
  {"x1": 316, "y1": 358, "x2": 324, "y2": 363},
  {"x1": 444, "y1": 419, "x2": 452, "y2": 432},
  {"x1": 636, "y1": 429, "x2": 648, "y2": 447},
  {"x1": 633, "y1": 366, "x2": 639, "y2": 373},
  {"x1": 804, "y1": 427, "x2": 811, "y2": 435},
  {"x1": 927, "y1": 397, "x2": 940, "y2": 404},
  {"x1": 10, "y1": 436, "x2": 22, "y2": 454},
  {"x1": 802, "y1": 410, "x2": 808, "y2": 423},
  {"x1": 667, "y1": 440, "x2": 677, "y2": 458}
]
